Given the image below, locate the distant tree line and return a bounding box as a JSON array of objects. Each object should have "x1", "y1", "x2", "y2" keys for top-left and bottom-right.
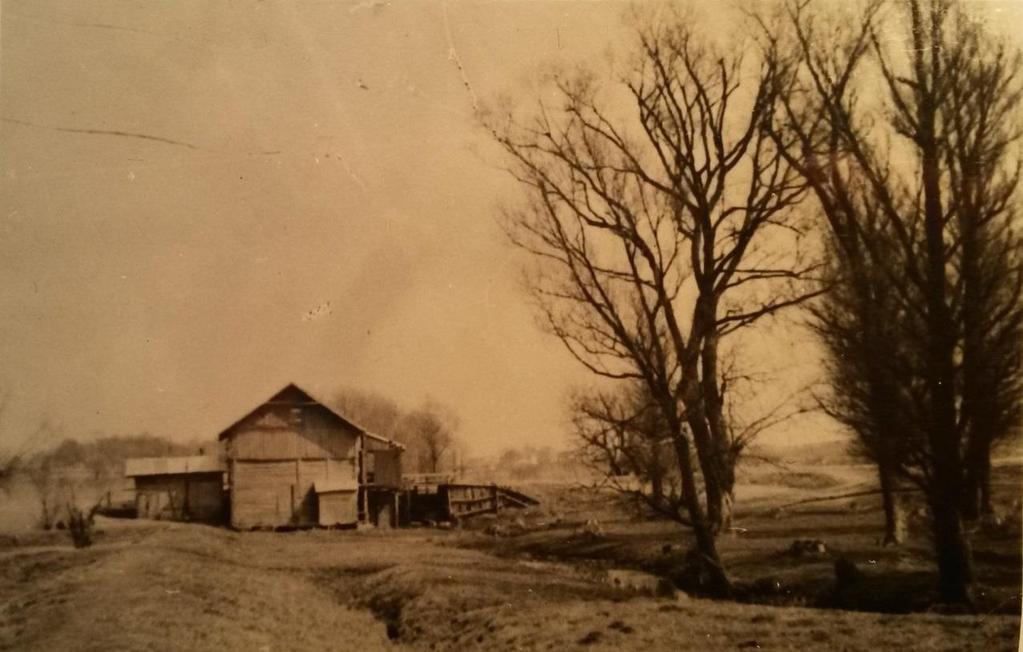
[
  {"x1": 5, "y1": 432, "x2": 194, "y2": 530},
  {"x1": 332, "y1": 389, "x2": 462, "y2": 475}
]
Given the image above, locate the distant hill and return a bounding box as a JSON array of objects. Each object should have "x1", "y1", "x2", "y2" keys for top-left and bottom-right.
[{"x1": 747, "y1": 438, "x2": 858, "y2": 467}]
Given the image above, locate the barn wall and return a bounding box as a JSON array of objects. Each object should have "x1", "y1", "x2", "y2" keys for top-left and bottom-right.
[
  {"x1": 221, "y1": 389, "x2": 406, "y2": 528},
  {"x1": 229, "y1": 458, "x2": 358, "y2": 529},
  {"x1": 370, "y1": 449, "x2": 402, "y2": 487},
  {"x1": 231, "y1": 461, "x2": 296, "y2": 528},
  {"x1": 227, "y1": 405, "x2": 359, "y2": 461},
  {"x1": 135, "y1": 474, "x2": 224, "y2": 523},
  {"x1": 318, "y1": 490, "x2": 358, "y2": 526}
]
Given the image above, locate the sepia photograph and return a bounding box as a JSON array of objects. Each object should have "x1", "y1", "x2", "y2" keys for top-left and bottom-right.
[{"x1": 0, "y1": 0, "x2": 1020, "y2": 649}]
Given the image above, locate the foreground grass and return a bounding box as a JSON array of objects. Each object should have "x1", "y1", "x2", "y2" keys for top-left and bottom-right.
[{"x1": 0, "y1": 519, "x2": 1018, "y2": 651}]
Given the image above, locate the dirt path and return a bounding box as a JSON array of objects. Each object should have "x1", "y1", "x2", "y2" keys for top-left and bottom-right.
[{"x1": 0, "y1": 528, "x2": 402, "y2": 651}]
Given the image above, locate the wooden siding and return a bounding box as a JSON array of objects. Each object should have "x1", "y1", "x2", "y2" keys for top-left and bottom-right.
[
  {"x1": 229, "y1": 458, "x2": 357, "y2": 529},
  {"x1": 135, "y1": 473, "x2": 224, "y2": 523},
  {"x1": 368, "y1": 449, "x2": 402, "y2": 487},
  {"x1": 318, "y1": 490, "x2": 358, "y2": 526},
  {"x1": 219, "y1": 384, "x2": 403, "y2": 528},
  {"x1": 227, "y1": 405, "x2": 359, "y2": 461}
]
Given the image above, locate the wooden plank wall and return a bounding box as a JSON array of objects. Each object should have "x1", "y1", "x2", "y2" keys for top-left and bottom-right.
[
  {"x1": 229, "y1": 427, "x2": 356, "y2": 460},
  {"x1": 369, "y1": 449, "x2": 402, "y2": 487},
  {"x1": 135, "y1": 474, "x2": 225, "y2": 523},
  {"x1": 318, "y1": 491, "x2": 358, "y2": 526},
  {"x1": 229, "y1": 458, "x2": 357, "y2": 528},
  {"x1": 226, "y1": 403, "x2": 364, "y2": 528},
  {"x1": 444, "y1": 485, "x2": 502, "y2": 519}
]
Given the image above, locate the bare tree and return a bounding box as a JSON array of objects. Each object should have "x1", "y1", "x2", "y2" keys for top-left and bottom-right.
[
  {"x1": 571, "y1": 383, "x2": 682, "y2": 518},
  {"x1": 400, "y1": 402, "x2": 459, "y2": 474},
  {"x1": 764, "y1": 0, "x2": 1022, "y2": 604},
  {"x1": 489, "y1": 9, "x2": 817, "y2": 595},
  {"x1": 573, "y1": 366, "x2": 806, "y2": 529},
  {"x1": 808, "y1": 234, "x2": 918, "y2": 545},
  {"x1": 334, "y1": 389, "x2": 464, "y2": 475},
  {"x1": 333, "y1": 388, "x2": 405, "y2": 441},
  {"x1": 943, "y1": 21, "x2": 1023, "y2": 520}
]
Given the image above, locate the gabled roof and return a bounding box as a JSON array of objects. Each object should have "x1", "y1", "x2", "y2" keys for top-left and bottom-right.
[
  {"x1": 125, "y1": 455, "x2": 225, "y2": 478},
  {"x1": 216, "y1": 382, "x2": 405, "y2": 450}
]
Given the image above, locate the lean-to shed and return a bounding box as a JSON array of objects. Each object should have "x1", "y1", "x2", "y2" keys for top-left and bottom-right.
[
  {"x1": 314, "y1": 478, "x2": 359, "y2": 526},
  {"x1": 125, "y1": 455, "x2": 226, "y2": 523}
]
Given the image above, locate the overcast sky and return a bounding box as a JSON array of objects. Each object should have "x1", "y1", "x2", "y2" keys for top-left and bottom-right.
[{"x1": 1, "y1": 0, "x2": 1019, "y2": 457}]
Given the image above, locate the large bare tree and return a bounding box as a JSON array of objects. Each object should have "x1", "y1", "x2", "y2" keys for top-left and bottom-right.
[
  {"x1": 490, "y1": 10, "x2": 816, "y2": 595},
  {"x1": 764, "y1": 0, "x2": 1022, "y2": 604}
]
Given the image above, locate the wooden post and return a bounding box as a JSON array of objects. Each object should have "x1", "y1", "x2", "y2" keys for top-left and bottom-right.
[
  {"x1": 294, "y1": 459, "x2": 301, "y2": 522},
  {"x1": 357, "y1": 437, "x2": 368, "y2": 523}
]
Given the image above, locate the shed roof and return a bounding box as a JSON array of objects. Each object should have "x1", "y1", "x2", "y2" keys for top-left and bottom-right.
[
  {"x1": 216, "y1": 382, "x2": 405, "y2": 450},
  {"x1": 314, "y1": 478, "x2": 360, "y2": 493},
  {"x1": 125, "y1": 455, "x2": 225, "y2": 478}
]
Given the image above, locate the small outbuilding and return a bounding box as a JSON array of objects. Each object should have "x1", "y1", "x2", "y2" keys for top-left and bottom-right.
[
  {"x1": 125, "y1": 455, "x2": 226, "y2": 523},
  {"x1": 314, "y1": 478, "x2": 360, "y2": 526}
]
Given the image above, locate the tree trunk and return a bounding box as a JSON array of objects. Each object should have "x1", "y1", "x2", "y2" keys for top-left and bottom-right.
[
  {"x1": 959, "y1": 189, "x2": 989, "y2": 524},
  {"x1": 669, "y1": 422, "x2": 731, "y2": 597},
  {"x1": 929, "y1": 494, "x2": 974, "y2": 605},
  {"x1": 650, "y1": 462, "x2": 666, "y2": 511},
  {"x1": 678, "y1": 362, "x2": 726, "y2": 534},
  {"x1": 878, "y1": 459, "x2": 905, "y2": 545},
  {"x1": 718, "y1": 490, "x2": 734, "y2": 533},
  {"x1": 681, "y1": 298, "x2": 735, "y2": 535},
  {"x1": 963, "y1": 436, "x2": 993, "y2": 521},
  {"x1": 682, "y1": 401, "x2": 730, "y2": 535},
  {"x1": 979, "y1": 459, "x2": 992, "y2": 518},
  {"x1": 699, "y1": 325, "x2": 736, "y2": 533},
  {"x1": 914, "y1": 15, "x2": 973, "y2": 602}
]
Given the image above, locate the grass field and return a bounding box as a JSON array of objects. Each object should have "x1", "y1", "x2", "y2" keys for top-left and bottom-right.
[{"x1": 0, "y1": 461, "x2": 1019, "y2": 651}]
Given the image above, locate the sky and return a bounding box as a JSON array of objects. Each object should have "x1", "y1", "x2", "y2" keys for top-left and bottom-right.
[{"x1": 0, "y1": 0, "x2": 1019, "y2": 458}]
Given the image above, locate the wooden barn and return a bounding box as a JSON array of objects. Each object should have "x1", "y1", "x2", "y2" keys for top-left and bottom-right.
[
  {"x1": 217, "y1": 383, "x2": 404, "y2": 529},
  {"x1": 125, "y1": 455, "x2": 226, "y2": 523},
  {"x1": 123, "y1": 383, "x2": 540, "y2": 531}
]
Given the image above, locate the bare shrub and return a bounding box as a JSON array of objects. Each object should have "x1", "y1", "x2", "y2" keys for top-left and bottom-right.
[{"x1": 66, "y1": 502, "x2": 101, "y2": 549}]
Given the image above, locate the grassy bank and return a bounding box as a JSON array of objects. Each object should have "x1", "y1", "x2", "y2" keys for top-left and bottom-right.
[{"x1": 0, "y1": 516, "x2": 1018, "y2": 651}]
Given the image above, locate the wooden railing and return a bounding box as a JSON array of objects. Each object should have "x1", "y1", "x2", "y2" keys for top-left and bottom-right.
[{"x1": 402, "y1": 472, "x2": 458, "y2": 487}]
